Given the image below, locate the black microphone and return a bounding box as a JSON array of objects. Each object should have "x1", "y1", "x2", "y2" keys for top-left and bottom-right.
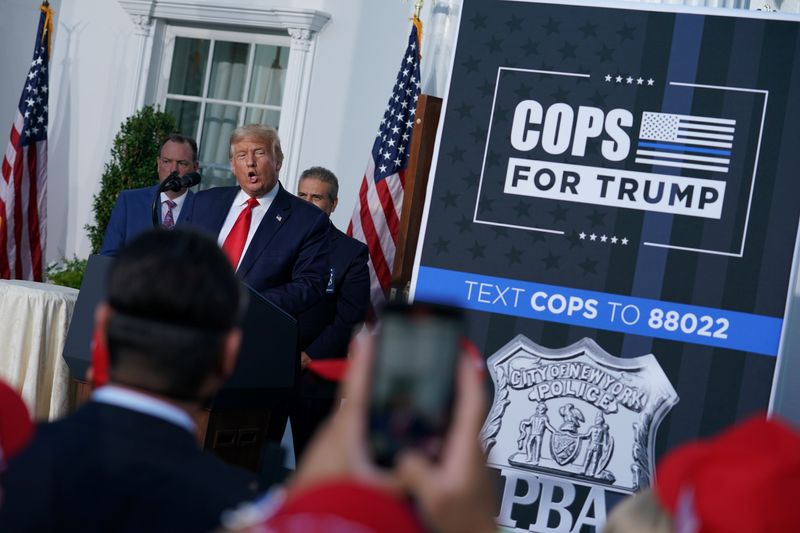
[
  {"x1": 159, "y1": 171, "x2": 202, "y2": 192},
  {"x1": 152, "y1": 171, "x2": 202, "y2": 227}
]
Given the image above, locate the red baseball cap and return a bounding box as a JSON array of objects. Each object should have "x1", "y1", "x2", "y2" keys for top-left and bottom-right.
[{"x1": 655, "y1": 416, "x2": 800, "y2": 533}]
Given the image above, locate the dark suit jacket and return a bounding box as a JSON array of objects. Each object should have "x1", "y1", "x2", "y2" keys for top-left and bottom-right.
[
  {"x1": 188, "y1": 184, "x2": 329, "y2": 316},
  {"x1": 0, "y1": 402, "x2": 256, "y2": 533},
  {"x1": 298, "y1": 224, "x2": 369, "y2": 359},
  {"x1": 99, "y1": 184, "x2": 194, "y2": 257}
]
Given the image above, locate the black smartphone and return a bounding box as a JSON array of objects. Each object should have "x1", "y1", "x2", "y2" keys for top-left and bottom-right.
[{"x1": 367, "y1": 302, "x2": 463, "y2": 468}]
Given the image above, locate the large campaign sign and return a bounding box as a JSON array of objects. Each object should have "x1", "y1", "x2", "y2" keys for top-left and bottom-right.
[{"x1": 411, "y1": 0, "x2": 800, "y2": 531}]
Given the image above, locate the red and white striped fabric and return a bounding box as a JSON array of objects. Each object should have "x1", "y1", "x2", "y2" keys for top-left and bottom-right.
[
  {"x1": 0, "y1": 3, "x2": 52, "y2": 281},
  {"x1": 348, "y1": 18, "x2": 422, "y2": 314}
]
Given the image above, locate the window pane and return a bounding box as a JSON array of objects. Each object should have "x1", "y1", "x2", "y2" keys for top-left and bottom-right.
[
  {"x1": 165, "y1": 98, "x2": 200, "y2": 138},
  {"x1": 208, "y1": 41, "x2": 249, "y2": 101},
  {"x1": 248, "y1": 45, "x2": 289, "y2": 106},
  {"x1": 199, "y1": 103, "x2": 239, "y2": 169},
  {"x1": 168, "y1": 37, "x2": 209, "y2": 97},
  {"x1": 244, "y1": 107, "x2": 281, "y2": 130},
  {"x1": 197, "y1": 165, "x2": 236, "y2": 191}
]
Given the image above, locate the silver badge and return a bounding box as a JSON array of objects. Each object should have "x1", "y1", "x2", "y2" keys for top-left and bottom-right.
[{"x1": 481, "y1": 335, "x2": 678, "y2": 493}]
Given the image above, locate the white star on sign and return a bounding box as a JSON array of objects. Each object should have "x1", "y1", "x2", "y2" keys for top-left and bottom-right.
[
  {"x1": 579, "y1": 232, "x2": 586, "y2": 239},
  {"x1": 600, "y1": 234, "x2": 608, "y2": 242},
  {"x1": 621, "y1": 237, "x2": 629, "y2": 245},
  {"x1": 636, "y1": 77, "x2": 644, "y2": 85},
  {"x1": 615, "y1": 75, "x2": 622, "y2": 83},
  {"x1": 626, "y1": 76, "x2": 633, "y2": 84},
  {"x1": 611, "y1": 236, "x2": 618, "y2": 244},
  {"x1": 590, "y1": 233, "x2": 597, "y2": 241},
  {"x1": 605, "y1": 74, "x2": 612, "y2": 82},
  {"x1": 647, "y1": 78, "x2": 654, "y2": 86}
]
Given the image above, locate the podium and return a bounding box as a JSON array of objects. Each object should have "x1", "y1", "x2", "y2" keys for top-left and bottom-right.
[{"x1": 63, "y1": 255, "x2": 297, "y2": 472}]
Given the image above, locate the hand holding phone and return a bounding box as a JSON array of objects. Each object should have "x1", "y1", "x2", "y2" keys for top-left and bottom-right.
[{"x1": 367, "y1": 303, "x2": 463, "y2": 467}]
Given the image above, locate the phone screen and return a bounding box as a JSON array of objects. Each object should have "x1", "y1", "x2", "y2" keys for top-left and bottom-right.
[{"x1": 368, "y1": 304, "x2": 462, "y2": 467}]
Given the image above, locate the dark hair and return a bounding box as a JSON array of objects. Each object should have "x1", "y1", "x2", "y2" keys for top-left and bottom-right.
[
  {"x1": 160, "y1": 134, "x2": 198, "y2": 162},
  {"x1": 299, "y1": 166, "x2": 339, "y2": 201},
  {"x1": 105, "y1": 229, "x2": 244, "y2": 400}
]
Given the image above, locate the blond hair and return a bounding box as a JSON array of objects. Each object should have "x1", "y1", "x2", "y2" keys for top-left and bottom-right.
[
  {"x1": 603, "y1": 489, "x2": 672, "y2": 533},
  {"x1": 229, "y1": 124, "x2": 284, "y2": 166}
]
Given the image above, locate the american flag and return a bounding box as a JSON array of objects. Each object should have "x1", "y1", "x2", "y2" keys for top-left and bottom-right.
[
  {"x1": 348, "y1": 18, "x2": 421, "y2": 312},
  {"x1": 0, "y1": 2, "x2": 52, "y2": 281},
  {"x1": 636, "y1": 111, "x2": 735, "y2": 174}
]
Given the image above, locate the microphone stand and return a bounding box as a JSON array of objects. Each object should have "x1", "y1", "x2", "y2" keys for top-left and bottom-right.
[
  {"x1": 151, "y1": 171, "x2": 202, "y2": 228},
  {"x1": 151, "y1": 172, "x2": 180, "y2": 228}
]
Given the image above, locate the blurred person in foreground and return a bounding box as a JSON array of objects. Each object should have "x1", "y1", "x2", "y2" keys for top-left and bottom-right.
[
  {"x1": 218, "y1": 336, "x2": 497, "y2": 533},
  {"x1": 0, "y1": 229, "x2": 257, "y2": 532},
  {"x1": 0, "y1": 380, "x2": 34, "y2": 471},
  {"x1": 603, "y1": 416, "x2": 800, "y2": 533}
]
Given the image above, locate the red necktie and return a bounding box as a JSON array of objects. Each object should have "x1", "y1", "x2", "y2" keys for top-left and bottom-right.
[
  {"x1": 222, "y1": 197, "x2": 260, "y2": 268},
  {"x1": 162, "y1": 200, "x2": 176, "y2": 229}
]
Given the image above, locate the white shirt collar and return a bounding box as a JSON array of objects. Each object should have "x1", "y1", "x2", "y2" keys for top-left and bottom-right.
[
  {"x1": 92, "y1": 385, "x2": 196, "y2": 434},
  {"x1": 232, "y1": 182, "x2": 279, "y2": 208},
  {"x1": 159, "y1": 189, "x2": 188, "y2": 207}
]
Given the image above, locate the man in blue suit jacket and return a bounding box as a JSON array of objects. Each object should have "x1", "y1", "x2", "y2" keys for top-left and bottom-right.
[
  {"x1": 188, "y1": 125, "x2": 329, "y2": 317},
  {"x1": 292, "y1": 166, "x2": 369, "y2": 458},
  {"x1": 99, "y1": 134, "x2": 198, "y2": 256}
]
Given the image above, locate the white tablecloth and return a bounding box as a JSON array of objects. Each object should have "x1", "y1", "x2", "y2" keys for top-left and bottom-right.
[{"x1": 0, "y1": 280, "x2": 78, "y2": 421}]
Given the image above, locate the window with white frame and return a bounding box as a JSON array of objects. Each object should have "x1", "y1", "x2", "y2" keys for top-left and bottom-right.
[{"x1": 158, "y1": 27, "x2": 291, "y2": 189}]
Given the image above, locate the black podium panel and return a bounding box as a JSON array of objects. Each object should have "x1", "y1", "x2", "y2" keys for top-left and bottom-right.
[
  {"x1": 63, "y1": 254, "x2": 297, "y2": 407},
  {"x1": 62, "y1": 254, "x2": 112, "y2": 381}
]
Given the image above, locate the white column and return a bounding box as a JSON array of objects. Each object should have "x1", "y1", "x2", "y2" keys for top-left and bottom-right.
[
  {"x1": 279, "y1": 28, "x2": 316, "y2": 192},
  {"x1": 128, "y1": 13, "x2": 156, "y2": 114}
]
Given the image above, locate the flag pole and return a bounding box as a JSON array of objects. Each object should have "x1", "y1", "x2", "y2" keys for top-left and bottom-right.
[{"x1": 413, "y1": 0, "x2": 423, "y2": 19}]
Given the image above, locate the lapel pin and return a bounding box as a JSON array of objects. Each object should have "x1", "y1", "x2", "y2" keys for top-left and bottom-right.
[{"x1": 276, "y1": 214, "x2": 282, "y2": 222}]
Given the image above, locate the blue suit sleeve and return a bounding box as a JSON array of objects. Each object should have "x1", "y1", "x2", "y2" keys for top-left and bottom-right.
[
  {"x1": 99, "y1": 193, "x2": 128, "y2": 257},
  {"x1": 305, "y1": 242, "x2": 369, "y2": 360},
  {"x1": 261, "y1": 209, "x2": 331, "y2": 316}
]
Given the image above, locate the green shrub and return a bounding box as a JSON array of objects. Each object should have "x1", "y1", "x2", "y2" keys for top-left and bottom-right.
[
  {"x1": 84, "y1": 105, "x2": 177, "y2": 254},
  {"x1": 46, "y1": 257, "x2": 87, "y2": 289}
]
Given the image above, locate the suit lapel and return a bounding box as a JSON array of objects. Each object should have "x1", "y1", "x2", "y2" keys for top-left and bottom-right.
[
  {"x1": 142, "y1": 184, "x2": 162, "y2": 225},
  {"x1": 211, "y1": 187, "x2": 241, "y2": 234},
  {"x1": 237, "y1": 184, "x2": 292, "y2": 278},
  {"x1": 175, "y1": 190, "x2": 195, "y2": 224}
]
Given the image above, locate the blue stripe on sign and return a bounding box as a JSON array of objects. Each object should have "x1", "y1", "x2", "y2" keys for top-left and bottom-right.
[
  {"x1": 638, "y1": 141, "x2": 731, "y2": 156},
  {"x1": 414, "y1": 266, "x2": 782, "y2": 356}
]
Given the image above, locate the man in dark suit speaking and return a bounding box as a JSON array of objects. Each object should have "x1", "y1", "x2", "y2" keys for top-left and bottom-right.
[
  {"x1": 292, "y1": 166, "x2": 370, "y2": 457},
  {"x1": 0, "y1": 229, "x2": 256, "y2": 532},
  {"x1": 100, "y1": 134, "x2": 198, "y2": 256},
  {"x1": 188, "y1": 124, "x2": 329, "y2": 317}
]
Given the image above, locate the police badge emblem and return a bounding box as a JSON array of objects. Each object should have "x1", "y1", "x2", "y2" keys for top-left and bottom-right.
[{"x1": 481, "y1": 335, "x2": 678, "y2": 494}]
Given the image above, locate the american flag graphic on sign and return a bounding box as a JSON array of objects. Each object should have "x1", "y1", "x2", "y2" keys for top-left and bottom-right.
[
  {"x1": 636, "y1": 111, "x2": 735, "y2": 173},
  {"x1": 348, "y1": 18, "x2": 422, "y2": 313},
  {"x1": 0, "y1": 2, "x2": 52, "y2": 281}
]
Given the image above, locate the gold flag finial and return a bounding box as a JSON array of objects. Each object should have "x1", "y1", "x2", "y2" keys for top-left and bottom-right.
[
  {"x1": 413, "y1": 0, "x2": 423, "y2": 19},
  {"x1": 403, "y1": 0, "x2": 424, "y2": 21}
]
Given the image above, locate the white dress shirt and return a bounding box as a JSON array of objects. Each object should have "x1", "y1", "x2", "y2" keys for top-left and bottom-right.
[
  {"x1": 92, "y1": 385, "x2": 196, "y2": 434},
  {"x1": 217, "y1": 186, "x2": 279, "y2": 270},
  {"x1": 160, "y1": 190, "x2": 189, "y2": 223}
]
